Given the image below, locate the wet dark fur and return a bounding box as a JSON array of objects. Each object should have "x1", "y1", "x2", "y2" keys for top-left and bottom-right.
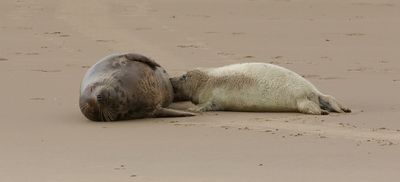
[{"x1": 79, "y1": 53, "x2": 173, "y2": 121}]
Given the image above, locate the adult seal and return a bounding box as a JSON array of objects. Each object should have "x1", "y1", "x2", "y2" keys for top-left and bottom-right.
[
  {"x1": 79, "y1": 53, "x2": 195, "y2": 121},
  {"x1": 170, "y1": 63, "x2": 351, "y2": 115}
]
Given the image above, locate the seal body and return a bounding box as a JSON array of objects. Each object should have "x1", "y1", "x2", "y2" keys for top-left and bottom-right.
[
  {"x1": 80, "y1": 53, "x2": 194, "y2": 121},
  {"x1": 170, "y1": 63, "x2": 351, "y2": 115}
]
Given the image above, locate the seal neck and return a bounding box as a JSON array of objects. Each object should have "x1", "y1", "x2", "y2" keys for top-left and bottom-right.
[{"x1": 190, "y1": 74, "x2": 209, "y2": 104}]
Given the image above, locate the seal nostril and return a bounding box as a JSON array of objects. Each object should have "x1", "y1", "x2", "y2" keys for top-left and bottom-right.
[{"x1": 96, "y1": 94, "x2": 103, "y2": 102}]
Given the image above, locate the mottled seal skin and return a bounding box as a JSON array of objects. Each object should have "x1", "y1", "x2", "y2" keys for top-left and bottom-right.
[
  {"x1": 79, "y1": 53, "x2": 195, "y2": 121},
  {"x1": 170, "y1": 63, "x2": 351, "y2": 115}
]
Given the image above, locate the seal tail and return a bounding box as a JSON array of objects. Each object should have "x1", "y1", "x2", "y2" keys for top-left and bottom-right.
[
  {"x1": 154, "y1": 108, "x2": 196, "y2": 118},
  {"x1": 318, "y1": 94, "x2": 351, "y2": 113}
]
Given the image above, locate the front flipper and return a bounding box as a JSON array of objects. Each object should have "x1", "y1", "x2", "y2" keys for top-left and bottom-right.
[
  {"x1": 189, "y1": 101, "x2": 218, "y2": 112},
  {"x1": 154, "y1": 108, "x2": 196, "y2": 117}
]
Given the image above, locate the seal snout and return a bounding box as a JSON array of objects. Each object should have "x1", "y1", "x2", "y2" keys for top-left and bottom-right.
[
  {"x1": 95, "y1": 88, "x2": 113, "y2": 105},
  {"x1": 96, "y1": 94, "x2": 105, "y2": 104}
]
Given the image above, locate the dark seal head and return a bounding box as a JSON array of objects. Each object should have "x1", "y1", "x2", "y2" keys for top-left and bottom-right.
[{"x1": 79, "y1": 53, "x2": 195, "y2": 121}]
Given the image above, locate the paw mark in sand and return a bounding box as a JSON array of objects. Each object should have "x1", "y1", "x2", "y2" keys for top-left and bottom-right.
[
  {"x1": 130, "y1": 175, "x2": 137, "y2": 177},
  {"x1": 174, "y1": 123, "x2": 196, "y2": 127},
  {"x1": 217, "y1": 52, "x2": 234, "y2": 56},
  {"x1": 371, "y1": 127, "x2": 388, "y2": 132},
  {"x1": 366, "y1": 139, "x2": 396, "y2": 146},
  {"x1": 265, "y1": 128, "x2": 279, "y2": 134},
  {"x1": 0, "y1": 58, "x2": 8, "y2": 61},
  {"x1": 289, "y1": 132, "x2": 305, "y2": 137},
  {"x1": 221, "y1": 126, "x2": 230, "y2": 130},
  {"x1": 393, "y1": 79, "x2": 400, "y2": 82},
  {"x1": 44, "y1": 31, "x2": 61, "y2": 35},
  {"x1": 96, "y1": 39, "x2": 116, "y2": 43},
  {"x1": 30, "y1": 69, "x2": 61, "y2": 73},
  {"x1": 338, "y1": 122, "x2": 357, "y2": 128},
  {"x1": 30, "y1": 97, "x2": 45, "y2": 101},
  {"x1": 25, "y1": 52, "x2": 39, "y2": 55},
  {"x1": 243, "y1": 55, "x2": 255, "y2": 59},
  {"x1": 273, "y1": 56, "x2": 283, "y2": 59},
  {"x1": 318, "y1": 134, "x2": 327, "y2": 138},
  {"x1": 81, "y1": 65, "x2": 90, "y2": 69},
  {"x1": 232, "y1": 32, "x2": 245, "y2": 35},
  {"x1": 347, "y1": 67, "x2": 367, "y2": 72},
  {"x1": 44, "y1": 32, "x2": 69, "y2": 37},
  {"x1": 346, "y1": 33, "x2": 364, "y2": 36},
  {"x1": 114, "y1": 165, "x2": 126, "y2": 170},
  {"x1": 177, "y1": 44, "x2": 201, "y2": 48}
]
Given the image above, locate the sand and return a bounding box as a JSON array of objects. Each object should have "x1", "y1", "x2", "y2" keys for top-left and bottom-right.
[{"x1": 1, "y1": 0, "x2": 400, "y2": 181}]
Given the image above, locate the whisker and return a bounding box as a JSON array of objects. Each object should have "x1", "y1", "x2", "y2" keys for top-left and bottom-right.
[
  {"x1": 106, "y1": 110, "x2": 112, "y2": 121},
  {"x1": 103, "y1": 112, "x2": 108, "y2": 121},
  {"x1": 108, "y1": 110, "x2": 115, "y2": 121},
  {"x1": 80, "y1": 103, "x2": 89, "y2": 110},
  {"x1": 104, "y1": 110, "x2": 110, "y2": 121},
  {"x1": 98, "y1": 107, "x2": 104, "y2": 121}
]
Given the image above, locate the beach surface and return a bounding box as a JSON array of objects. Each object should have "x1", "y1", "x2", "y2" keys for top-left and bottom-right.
[{"x1": 1, "y1": 0, "x2": 400, "y2": 181}]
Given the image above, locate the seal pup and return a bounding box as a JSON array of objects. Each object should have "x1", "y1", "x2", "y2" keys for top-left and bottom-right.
[
  {"x1": 170, "y1": 63, "x2": 351, "y2": 115},
  {"x1": 80, "y1": 53, "x2": 195, "y2": 121}
]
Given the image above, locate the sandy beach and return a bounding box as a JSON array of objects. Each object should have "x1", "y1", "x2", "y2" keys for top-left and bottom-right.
[{"x1": 1, "y1": 0, "x2": 400, "y2": 181}]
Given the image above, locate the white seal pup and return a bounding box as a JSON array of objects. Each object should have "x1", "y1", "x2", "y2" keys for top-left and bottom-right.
[{"x1": 170, "y1": 63, "x2": 351, "y2": 115}]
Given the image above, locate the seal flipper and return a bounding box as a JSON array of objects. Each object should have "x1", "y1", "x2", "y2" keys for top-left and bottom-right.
[
  {"x1": 154, "y1": 108, "x2": 196, "y2": 117},
  {"x1": 124, "y1": 53, "x2": 160, "y2": 70},
  {"x1": 318, "y1": 95, "x2": 351, "y2": 113}
]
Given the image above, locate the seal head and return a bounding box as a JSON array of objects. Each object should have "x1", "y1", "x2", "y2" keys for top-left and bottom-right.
[{"x1": 170, "y1": 69, "x2": 209, "y2": 103}]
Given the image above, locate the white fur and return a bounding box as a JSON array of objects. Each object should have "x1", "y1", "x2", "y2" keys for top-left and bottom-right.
[{"x1": 198, "y1": 63, "x2": 323, "y2": 112}]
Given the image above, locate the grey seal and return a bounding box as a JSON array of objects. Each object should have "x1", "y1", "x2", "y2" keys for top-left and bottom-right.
[
  {"x1": 170, "y1": 63, "x2": 351, "y2": 115},
  {"x1": 80, "y1": 53, "x2": 195, "y2": 121}
]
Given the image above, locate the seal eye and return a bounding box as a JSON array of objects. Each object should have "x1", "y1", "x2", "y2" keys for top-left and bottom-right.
[
  {"x1": 181, "y1": 75, "x2": 187, "y2": 81},
  {"x1": 90, "y1": 85, "x2": 95, "y2": 92}
]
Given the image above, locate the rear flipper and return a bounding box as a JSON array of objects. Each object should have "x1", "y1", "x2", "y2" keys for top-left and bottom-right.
[
  {"x1": 297, "y1": 99, "x2": 329, "y2": 115},
  {"x1": 154, "y1": 108, "x2": 196, "y2": 117},
  {"x1": 319, "y1": 95, "x2": 351, "y2": 113}
]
